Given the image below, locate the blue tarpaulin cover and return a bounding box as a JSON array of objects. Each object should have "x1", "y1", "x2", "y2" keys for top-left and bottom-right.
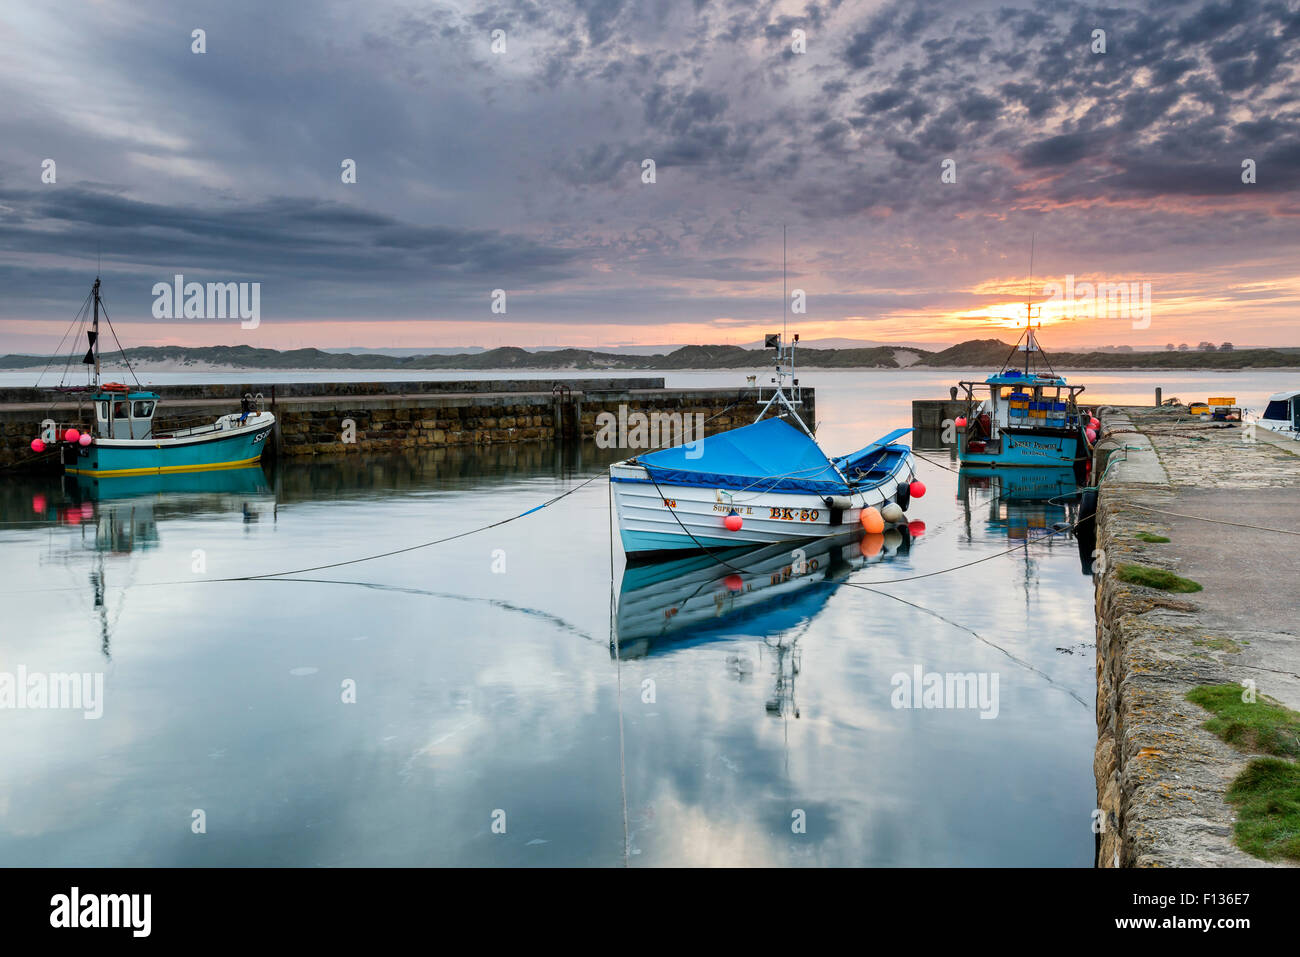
[{"x1": 627, "y1": 417, "x2": 849, "y2": 494}]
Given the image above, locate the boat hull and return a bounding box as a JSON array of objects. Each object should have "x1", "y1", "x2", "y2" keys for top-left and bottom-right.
[
  {"x1": 63, "y1": 415, "x2": 275, "y2": 476},
  {"x1": 611, "y1": 455, "x2": 914, "y2": 558},
  {"x1": 958, "y1": 429, "x2": 1083, "y2": 467}
]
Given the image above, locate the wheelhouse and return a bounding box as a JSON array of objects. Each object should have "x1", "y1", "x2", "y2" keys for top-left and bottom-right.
[
  {"x1": 957, "y1": 371, "x2": 1086, "y2": 445},
  {"x1": 92, "y1": 390, "x2": 159, "y2": 440}
]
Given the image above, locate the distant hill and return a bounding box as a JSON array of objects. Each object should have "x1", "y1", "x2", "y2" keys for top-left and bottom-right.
[
  {"x1": 0, "y1": 342, "x2": 909, "y2": 371},
  {"x1": 3, "y1": 339, "x2": 1298, "y2": 372},
  {"x1": 916, "y1": 339, "x2": 1299, "y2": 370}
]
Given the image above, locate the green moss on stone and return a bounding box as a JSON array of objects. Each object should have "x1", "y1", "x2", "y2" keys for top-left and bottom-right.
[
  {"x1": 1225, "y1": 758, "x2": 1300, "y2": 862},
  {"x1": 1187, "y1": 684, "x2": 1300, "y2": 758},
  {"x1": 1117, "y1": 563, "x2": 1202, "y2": 593}
]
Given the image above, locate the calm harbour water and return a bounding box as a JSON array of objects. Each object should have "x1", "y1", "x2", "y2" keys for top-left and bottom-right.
[{"x1": 1, "y1": 368, "x2": 1293, "y2": 866}]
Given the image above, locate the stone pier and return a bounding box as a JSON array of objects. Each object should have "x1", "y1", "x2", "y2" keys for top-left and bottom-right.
[{"x1": 1092, "y1": 405, "x2": 1300, "y2": 867}]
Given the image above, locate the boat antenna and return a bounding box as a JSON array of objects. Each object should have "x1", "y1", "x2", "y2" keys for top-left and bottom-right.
[
  {"x1": 1024, "y1": 234, "x2": 1037, "y2": 375},
  {"x1": 782, "y1": 224, "x2": 787, "y2": 344},
  {"x1": 996, "y1": 235, "x2": 1044, "y2": 376}
]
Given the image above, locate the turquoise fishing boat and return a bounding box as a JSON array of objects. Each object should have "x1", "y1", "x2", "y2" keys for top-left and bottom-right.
[
  {"x1": 954, "y1": 316, "x2": 1090, "y2": 474},
  {"x1": 37, "y1": 277, "x2": 276, "y2": 478},
  {"x1": 61, "y1": 395, "x2": 273, "y2": 477}
]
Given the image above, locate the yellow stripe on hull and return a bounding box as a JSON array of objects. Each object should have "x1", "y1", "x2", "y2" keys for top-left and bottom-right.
[{"x1": 67, "y1": 454, "x2": 265, "y2": 477}]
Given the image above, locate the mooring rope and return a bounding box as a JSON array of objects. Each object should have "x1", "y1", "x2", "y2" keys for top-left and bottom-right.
[
  {"x1": 1120, "y1": 503, "x2": 1300, "y2": 536},
  {"x1": 1, "y1": 471, "x2": 608, "y2": 594},
  {"x1": 910, "y1": 451, "x2": 963, "y2": 475},
  {"x1": 639, "y1": 465, "x2": 1093, "y2": 698}
]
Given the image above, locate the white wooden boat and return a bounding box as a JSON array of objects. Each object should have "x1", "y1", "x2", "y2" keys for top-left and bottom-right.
[{"x1": 610, "y1": 334, "x2": 916, "y2": 559}]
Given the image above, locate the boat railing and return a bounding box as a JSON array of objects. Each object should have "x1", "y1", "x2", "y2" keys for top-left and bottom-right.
[{"x1": 150, "y1": 413, "x2": 223, "y2": 439}]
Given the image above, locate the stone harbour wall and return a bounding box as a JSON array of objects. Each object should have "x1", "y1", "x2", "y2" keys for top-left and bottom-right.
[{"x1": 0, "y1": 380, "x2": 815, "y2": 468}]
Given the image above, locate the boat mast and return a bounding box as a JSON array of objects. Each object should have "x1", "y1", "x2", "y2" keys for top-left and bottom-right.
[
  {"x1": 92, "y1": 276, "x2": 101, "y2": 389},
  {"x1": 753, "y1": 226, "x2": 811, "y2": 435}
]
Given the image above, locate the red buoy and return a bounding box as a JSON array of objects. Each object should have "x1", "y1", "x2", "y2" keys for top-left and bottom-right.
[
  {"x1": 723, "y1": 574, "x2": 744, "y2": 592},
  {"x1": 30, "y1": 438, "x2": 45, "y2": 453},
  {"x1": 724, "y1": 514, "x2": 743, "y2": 531},
  {"x1": 909, "y1": 480, "x2": 927, "y2": 499}
]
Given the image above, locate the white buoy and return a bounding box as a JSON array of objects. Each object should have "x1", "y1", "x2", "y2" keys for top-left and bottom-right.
[{"x1": 881, "y1": 502, "x2": 905, "y2": 524}]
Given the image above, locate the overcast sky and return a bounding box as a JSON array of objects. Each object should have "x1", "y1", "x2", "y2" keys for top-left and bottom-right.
[{"x1": 1, "y1": 0, "x2": 1297, "y2": 352}]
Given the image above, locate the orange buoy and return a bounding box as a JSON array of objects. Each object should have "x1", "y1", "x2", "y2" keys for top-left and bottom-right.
[{"x1": 860, "y1": 506, "x2": 884, "y2": 534}]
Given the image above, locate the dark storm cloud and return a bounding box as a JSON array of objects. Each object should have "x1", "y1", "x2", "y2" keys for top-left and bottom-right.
[
  {"x1": 1021, "y1": 132, "x2": 1095, "y2": 168},
  {"x1": 1, "y1": 0, "x2": 1298, "y2": 337},
  {"x1": 0, "y1": 186, "x2": 581, "y2": 318}
]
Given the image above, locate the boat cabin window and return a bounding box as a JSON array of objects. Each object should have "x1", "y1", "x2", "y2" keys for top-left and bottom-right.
[
  {"x1": 1264, "y1": 400, "x2": 1290, "y2": 420},
  {"x1": 133, "y1": 400, "x2": 155, "y2": 418},
  {"x1": 97, "y1": 401, "x2": 109, "y2": 421}
]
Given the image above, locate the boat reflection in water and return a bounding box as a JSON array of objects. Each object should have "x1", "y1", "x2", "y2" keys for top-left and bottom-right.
[
  {"x1": 51, "y1": 466, "x2": 275, "y2": 657},
  {"x1": 956, "y1": 466, "x2": 1092, "y2": 573},
  {"x1": 615, "y1": 527, "x2": 912, "y2": 717}
]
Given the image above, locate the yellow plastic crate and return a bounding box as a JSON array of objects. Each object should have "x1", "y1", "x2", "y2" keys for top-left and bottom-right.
[{"x1": 1207, "y1": 396, "x2": 1236, "y2": 406}]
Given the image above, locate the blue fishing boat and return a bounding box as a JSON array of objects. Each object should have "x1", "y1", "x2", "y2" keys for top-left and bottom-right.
[
  {"x1": 954, "y1": 317, "x2": 1090, "y2": 473},
  {"x1": 37, "y1": 277, "x2": 276, "y2": 478}
]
